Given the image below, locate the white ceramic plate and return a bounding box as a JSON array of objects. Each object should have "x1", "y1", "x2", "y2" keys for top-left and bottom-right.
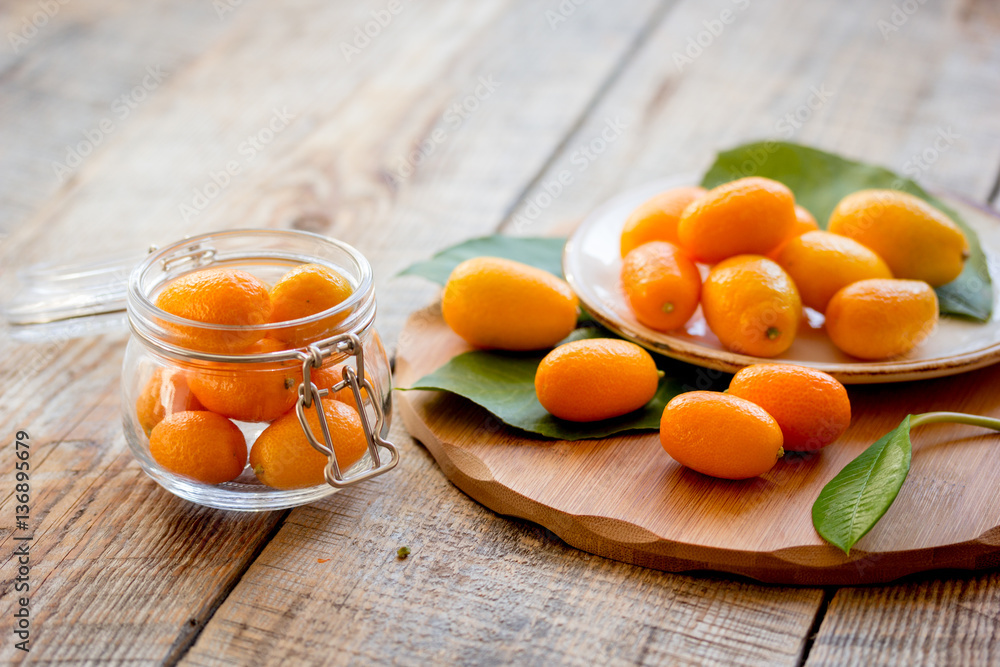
[{"x1": 563, "y1": 177, "x2": 1000, "y2": 384}]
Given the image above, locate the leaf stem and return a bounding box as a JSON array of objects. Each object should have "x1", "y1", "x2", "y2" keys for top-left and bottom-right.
[{"x1": 910, "y1": 411, "x2": 1000, "y2": 432}]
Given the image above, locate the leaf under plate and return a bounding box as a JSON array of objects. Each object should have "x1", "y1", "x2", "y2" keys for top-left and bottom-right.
[{"x1": 701, "y1": 141, "x2": 992, "y2": 321}]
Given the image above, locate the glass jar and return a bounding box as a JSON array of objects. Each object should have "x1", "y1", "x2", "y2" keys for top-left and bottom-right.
[{"x1": 120, "y1": 229, "x2": 397, "y2": 511}]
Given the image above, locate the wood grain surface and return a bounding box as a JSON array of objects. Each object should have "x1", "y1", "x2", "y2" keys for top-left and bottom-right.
[
  {"x1": 181, "y1": 417, "x2": 824, "y2": 667},
  {"x1": 0, "y1": 0, "x2": 998, "y2": 664},
  {"x1": 0, "y1": 0, "x2": 233, "y2": 237},
  {"x1": 806, "y1": 573, "x2": 1000, "y2": 666}
]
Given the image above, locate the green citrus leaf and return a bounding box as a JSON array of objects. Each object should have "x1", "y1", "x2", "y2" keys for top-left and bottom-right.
[
  {"x1": 701, "y1": 141, "x2": 992, "y2": 321},
  {"x1": 397, "y1": 236, "x2": 567, "y2": 284},
  {"x1": 812, "y1": 415, "x2": 913, "y2": 555},
  {"x1": 399, "y1": 327, "x2": 719, "y2": 440}
]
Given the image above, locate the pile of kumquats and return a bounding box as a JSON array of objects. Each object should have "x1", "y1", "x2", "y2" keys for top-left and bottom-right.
[
  {"x1": 439, "y1": 177, "x2": 971, "y2": 479},
  {"x1": 137, "y1": 263, "x2": 367, "y2": 489}
]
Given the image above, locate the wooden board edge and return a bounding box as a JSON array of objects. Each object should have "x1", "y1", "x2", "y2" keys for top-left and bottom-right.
[{"x1": 395, "y1": 387, "x2": 1000, "y2": 586}]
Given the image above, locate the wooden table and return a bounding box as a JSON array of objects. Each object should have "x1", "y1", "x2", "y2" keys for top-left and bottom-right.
[{"x1": 2, "y1": 1, "x2": 999, "y2": 664}]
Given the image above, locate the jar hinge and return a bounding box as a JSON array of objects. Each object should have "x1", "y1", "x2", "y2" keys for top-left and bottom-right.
[{"x1": 294, "y1": 333, "x2": 399, "y2": 489}]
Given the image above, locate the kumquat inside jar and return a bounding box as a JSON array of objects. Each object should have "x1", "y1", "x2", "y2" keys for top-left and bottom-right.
[{"x1": 121, "y1": 229, "x2": 398, "y2": 511}]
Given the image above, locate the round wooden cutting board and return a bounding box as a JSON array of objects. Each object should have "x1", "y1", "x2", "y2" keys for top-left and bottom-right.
[{"x1": 394, "y1": 305, "x2": 1000, "y2": 585}]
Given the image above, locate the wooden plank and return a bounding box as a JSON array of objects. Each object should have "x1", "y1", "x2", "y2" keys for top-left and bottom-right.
[
  {"x1": 0, "y1": 0, "x2": 234, "y2": 237},
  {"x1": 180, "y1": 418, "x2": 824, "y2": 667},
  {"x1": 805, "y1": 574, "x2": 1000, "y2": 666}
]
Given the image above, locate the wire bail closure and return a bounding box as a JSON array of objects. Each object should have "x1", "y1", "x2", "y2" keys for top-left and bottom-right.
[
  {"x1": 294, "y1": 333, "x2": 399, "y2": 489},
  {"x1": 160, "y1": 242, "x2": 216, "y2": 272}
]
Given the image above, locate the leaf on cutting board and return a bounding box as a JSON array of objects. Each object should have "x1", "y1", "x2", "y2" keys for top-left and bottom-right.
[
  {"x1": 399, "y1": 327, "x2": 719, "y2": 441},
  {"x1": 701, "y1": 141, "x2": 992, "y2": 322},
  {"x1": 811, "y1": 415, "x2": 913, "y2": 555},
  {"x1": 397, "y1": 236, "x2": 568, "y2": 284}
]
